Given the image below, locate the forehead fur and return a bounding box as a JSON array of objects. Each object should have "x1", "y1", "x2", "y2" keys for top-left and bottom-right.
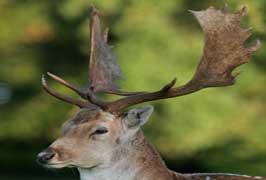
[{"x1": 62, "y1": 106, "x2": 115, "y2": 134}]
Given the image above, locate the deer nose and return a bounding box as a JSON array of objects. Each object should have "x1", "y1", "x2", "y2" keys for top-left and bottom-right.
[{"x1": 37, "y1": 148, "x2": 55, "y2": 164}]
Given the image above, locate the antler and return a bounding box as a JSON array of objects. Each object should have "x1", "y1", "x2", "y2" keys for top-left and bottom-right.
[
  {"x1": 42, "y1": 75, "x2": 90, "y2": 108},
  {"x1": 42, "y1": 6, "x2": 260, "y2": 113},
  {"x1": 103, "y1": 6, "x2": 261, "y2": 112},
  {"x1": 42, "y1": 6, "x2": 143, "y2": 108},
  {"x1": 88, "y1": 7, "x2": 121, "y2": 93},
  {"x1": 88, "y1": 8, "x2": 145, "y2": 96}
]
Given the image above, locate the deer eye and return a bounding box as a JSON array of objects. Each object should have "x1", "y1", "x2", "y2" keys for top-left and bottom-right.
[{"x1": 93, "y1": 127, "x2": 108, "y2": 135}]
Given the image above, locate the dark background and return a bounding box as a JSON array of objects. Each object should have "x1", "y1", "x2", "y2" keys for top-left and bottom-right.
[{"x1": 0, "y1": 0, "x2": 265, "y2": 179}]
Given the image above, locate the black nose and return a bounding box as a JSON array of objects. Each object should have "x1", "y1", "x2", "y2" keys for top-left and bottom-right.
[{"x1": 37, "y1": 149, "x2": 55, "y2": 164}]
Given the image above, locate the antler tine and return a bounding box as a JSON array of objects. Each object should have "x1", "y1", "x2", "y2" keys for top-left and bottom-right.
[
  {"x1": 45, "y1": 72, "x2": 109, "y2": 109},
  {"x1": 87, "y1": 6, "x2": 148, "y2": 97},
  {"x1": 42, "y1": 75, "x2": 89, "y2": 108},
  {"x1": 88, "y1": 5, "x2": 103, "y2": 92},
  {"x1": 104, "y1": 6, "x2": 261, "y2": 113},
  {"x1": 47, "y1": 72, "x2": 87, "y2": 99}
]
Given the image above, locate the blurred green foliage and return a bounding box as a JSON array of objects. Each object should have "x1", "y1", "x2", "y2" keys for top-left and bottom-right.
[{"x1": 0, "y1": 0, "x2": 265, "y2": 179}]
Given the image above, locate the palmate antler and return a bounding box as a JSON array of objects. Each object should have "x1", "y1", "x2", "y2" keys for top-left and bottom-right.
[{"x1": 42, "y1": 6, "x2": 260, "y2": 113}]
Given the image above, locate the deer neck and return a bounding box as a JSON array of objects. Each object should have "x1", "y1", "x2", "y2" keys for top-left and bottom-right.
[{"x1": 78, "y1": 130, "x2": 176, "y2": 180}]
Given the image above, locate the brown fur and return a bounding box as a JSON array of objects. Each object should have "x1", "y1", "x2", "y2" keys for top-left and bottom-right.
[{"x1": 41, "y1": 108, "x2": 265, "y2": 180}]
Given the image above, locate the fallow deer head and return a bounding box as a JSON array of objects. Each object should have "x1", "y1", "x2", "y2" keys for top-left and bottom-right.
[{"x1": 37, "y1": 5, "x2": 260, "y2": 173}]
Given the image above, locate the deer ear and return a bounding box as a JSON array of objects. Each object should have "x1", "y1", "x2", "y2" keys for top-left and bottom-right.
[{"x1": 123, "y1": 106, "x2": 153, "y2": 129}]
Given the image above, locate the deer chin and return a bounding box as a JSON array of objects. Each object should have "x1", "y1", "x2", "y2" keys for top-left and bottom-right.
[{"x1": 45, "y1": 161, "x2": 100, "y2": 170}]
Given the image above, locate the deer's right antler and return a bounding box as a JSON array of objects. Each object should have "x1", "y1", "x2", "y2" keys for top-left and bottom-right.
[
  {"x1": 42, "y1": 6, "x2": 260, "y2": 113},
  {"x1": 42, "y1": 6, "x2": 144, "y2": 109}
]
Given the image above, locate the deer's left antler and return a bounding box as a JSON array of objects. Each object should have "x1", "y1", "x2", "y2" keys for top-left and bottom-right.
[
  {"x1": 102, "y1": 6, "x2": 261, "y2": 112},
  {"x1": 42, "y1": 6, "x2": 260, "y2": 113}
]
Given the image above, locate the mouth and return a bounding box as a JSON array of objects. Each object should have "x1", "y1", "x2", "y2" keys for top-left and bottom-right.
[
  {"x1": 43, "y1": 162, "x2": 100, "y2": 170},
  {"x1": 42, "y1": 162, "x2": 73, "y2": 169},
  {"x1": 36, "y1": 158, "x2": 73, "y2": 169}
]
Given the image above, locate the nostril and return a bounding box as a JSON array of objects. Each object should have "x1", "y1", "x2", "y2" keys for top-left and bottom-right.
[
  {"x1": 37, "y1": 151, "x2": 55, "y2": 164},
  {"x1": 43, "y1": 152, "x2": 55, "y2": 161}
]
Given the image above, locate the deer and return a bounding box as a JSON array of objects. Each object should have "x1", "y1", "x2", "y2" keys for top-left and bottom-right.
[{"x1": 37, "y1": 5, "x2": 264, "y2": 180}]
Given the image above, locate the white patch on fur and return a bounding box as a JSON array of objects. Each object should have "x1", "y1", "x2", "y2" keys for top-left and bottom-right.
[
  {"x1": 78, "y1": 159, "x2": 137, "y2": 180},
  {"x1": 78, "y1": 144, "x2": 140, "y2": 180},
  {"x1": 255, "y1": 177, "x2": 262, "y2": 179},
  {"x1": 193, "y1": 173, "x2": 256, "y2": 178}
]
